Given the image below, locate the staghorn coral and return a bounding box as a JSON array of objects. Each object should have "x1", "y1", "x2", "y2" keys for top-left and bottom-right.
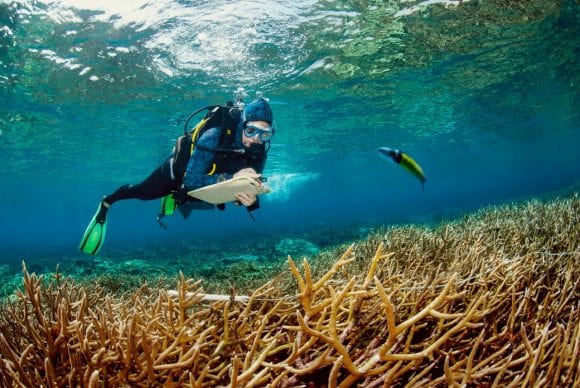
[{"x1": 0, "y1": 195, "x2": 579, "y2": 386}]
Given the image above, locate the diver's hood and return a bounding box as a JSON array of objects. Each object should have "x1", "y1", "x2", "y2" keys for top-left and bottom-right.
[{"x1": 240, "y1": 98, "x2": 273, "y2": 125}]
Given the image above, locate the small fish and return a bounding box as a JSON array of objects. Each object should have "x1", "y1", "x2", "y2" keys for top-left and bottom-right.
[{"x1": 378, "y1": 147, "x2": 428, "y2": 192}]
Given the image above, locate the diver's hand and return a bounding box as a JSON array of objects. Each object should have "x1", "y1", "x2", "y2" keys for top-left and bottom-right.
[
  {"x1": 173, "y1": 186, "x2": 191, "y2": 205},
  {"x1": 235, "y1": 191, "x2": 257, "y2": 207},
  {"x1": 233, "y1": 168, "x2": 260, "y2": 207},
  {"x1": 233, "y1": 168, "x2": 261, "y2": 181}
]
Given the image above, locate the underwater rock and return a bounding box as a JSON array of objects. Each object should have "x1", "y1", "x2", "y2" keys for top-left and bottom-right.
[
  {"x1": 0, "y1": 265, "x2": 21, "y2": 299},
  {"x1": 116, "y1": 259, "x2": 158, "y2": 275},
  {"x1": 225, "y1": 254, "x2": 260, "y2": 262},
  {"x1": 275, "y1": 238, "x2": 320, "y2": 258},
  {"x1": 0, "y1": 264, "x2": 11, "y2": 279}
]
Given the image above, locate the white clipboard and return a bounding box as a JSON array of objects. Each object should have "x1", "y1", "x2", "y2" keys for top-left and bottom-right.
[{"x1": 187, "y1": 176, "x2": 270, "y2": 204}]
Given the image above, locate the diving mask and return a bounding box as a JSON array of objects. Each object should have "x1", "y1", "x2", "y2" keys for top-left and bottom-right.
[{"x1": 244, "y1": 124, "x2": 274, "y2": 142}]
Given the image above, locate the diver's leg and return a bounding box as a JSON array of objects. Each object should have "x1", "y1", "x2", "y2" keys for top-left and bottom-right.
[
  {"x1": 104, "y1": 160, "x2": 175, "y2": 204},
  {"x1": 81, "y1": 159, "x2": 176, "y2": 254},
  {"x1": 96, "y1": 159, "x2": 176, "y2": 222}
]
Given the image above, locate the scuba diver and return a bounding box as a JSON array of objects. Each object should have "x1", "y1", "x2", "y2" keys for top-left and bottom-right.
[{"x1": 79, "y1": 94, "x2": 275, "y2": 255}]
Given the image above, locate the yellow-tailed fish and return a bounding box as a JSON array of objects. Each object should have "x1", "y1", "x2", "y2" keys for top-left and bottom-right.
[{"x1": 378, "y1": 147, "x2": 428, "y2": 192}]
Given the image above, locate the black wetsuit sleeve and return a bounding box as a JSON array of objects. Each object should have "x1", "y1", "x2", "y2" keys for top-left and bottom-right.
[{"x1": 246, "y1": 150, "x2": 267, "y2": 212}]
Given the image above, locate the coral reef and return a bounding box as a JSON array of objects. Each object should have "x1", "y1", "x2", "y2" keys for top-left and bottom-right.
[
  {"x1": 275, "y1": 238, "x2": 320, "y2": 258},
  {"x1": 0, "y1": 195, "x2": 578, "y2": 386}
]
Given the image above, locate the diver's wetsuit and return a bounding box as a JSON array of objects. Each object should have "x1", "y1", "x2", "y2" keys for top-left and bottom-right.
[
  {"x1": 103, "y1": 157, "x2": 177, "y2": 203},
  {"x1": 103, "y1": 126, "x2": 266, "y2": 211}
]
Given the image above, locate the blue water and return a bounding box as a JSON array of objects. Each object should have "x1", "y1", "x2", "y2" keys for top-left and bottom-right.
[{"x1": 0, "y1": 1, "x2": 578, "y2": 277}]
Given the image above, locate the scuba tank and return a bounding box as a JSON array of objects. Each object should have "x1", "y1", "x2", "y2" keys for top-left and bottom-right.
[{"x1": 157, "y1": 102, "x2": 243, "y2": 226}]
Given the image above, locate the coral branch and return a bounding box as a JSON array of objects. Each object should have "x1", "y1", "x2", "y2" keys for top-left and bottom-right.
[{"x1": 0, "y1": 195, "x2": 578, "y2": 386}]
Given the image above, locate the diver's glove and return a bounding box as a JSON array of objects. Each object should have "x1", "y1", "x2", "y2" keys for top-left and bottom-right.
[{"x1": 173, "y1": 186, "x2": 192, "y2": 205}]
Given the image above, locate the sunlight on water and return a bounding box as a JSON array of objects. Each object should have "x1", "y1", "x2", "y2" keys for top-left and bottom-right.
[
  {"x1": 395, "y1": 0, "x2": 468, "y2": 17},
  {"x1": 8, "y1": 0, "x2": 318, "y2": 87}
]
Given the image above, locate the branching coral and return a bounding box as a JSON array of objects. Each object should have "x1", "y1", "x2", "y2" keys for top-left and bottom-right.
[{"x1": 0, "y1": 195, "x2": 578, "y2": 386}]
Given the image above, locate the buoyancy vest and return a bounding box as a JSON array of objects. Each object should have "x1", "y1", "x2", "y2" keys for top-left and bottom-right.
[
  {"x1": 171, "y1": 104, "x2": 242, "y2": 180},
  {"x1": 158, "y1": 104, "x2": 267, "y2": 221}
]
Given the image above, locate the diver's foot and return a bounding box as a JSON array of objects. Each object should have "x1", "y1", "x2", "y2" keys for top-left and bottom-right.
[
  {"x1": 95, "y1": 198, "x2": 110, "y2": 224},
  {"x1": 79, "y1": 199, "x2": 110, "y2": 255}
]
